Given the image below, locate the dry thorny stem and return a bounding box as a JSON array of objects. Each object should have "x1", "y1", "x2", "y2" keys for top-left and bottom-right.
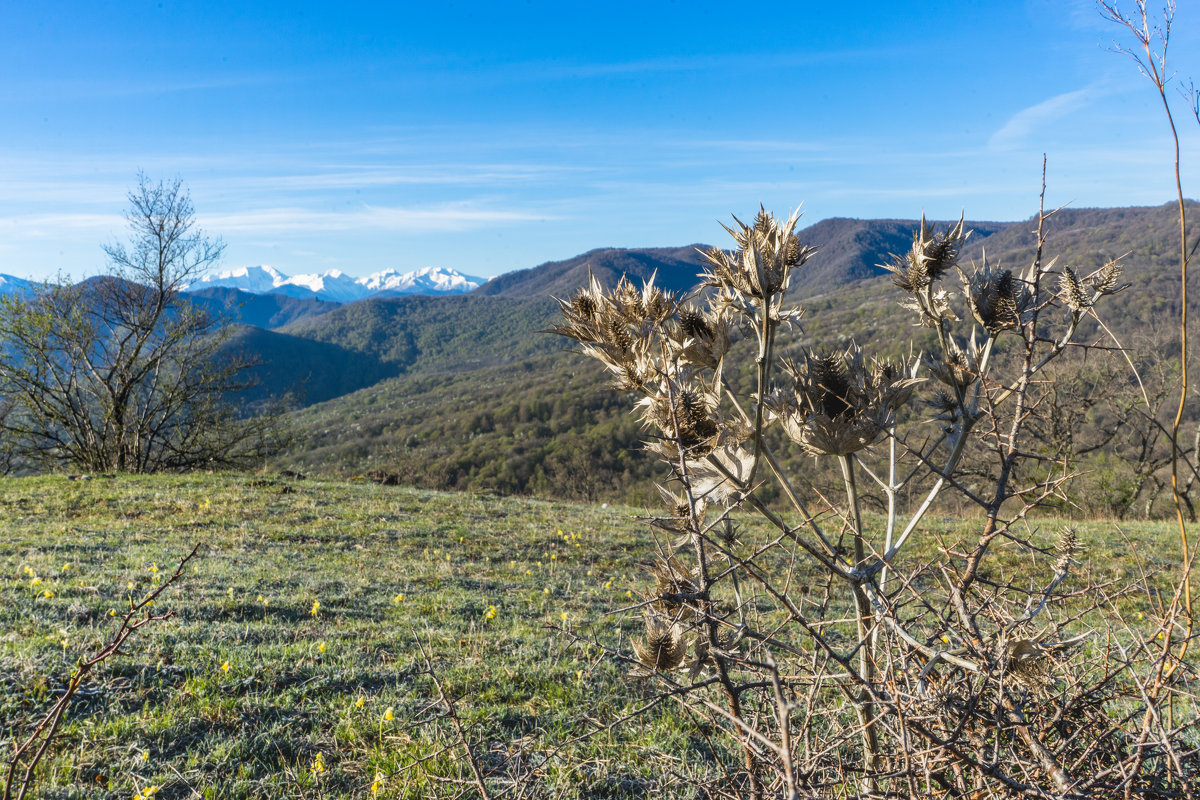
[
  {"x1": 2, "y1": 542, "x2": 201, "y2": 800},
  {"x1": 552, "y1": 177, "x2": 1199, "y2": 795}
]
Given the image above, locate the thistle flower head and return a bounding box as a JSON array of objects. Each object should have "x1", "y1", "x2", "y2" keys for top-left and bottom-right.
[
  {"x1": 884, "y1": 212, "x2": 968, "y2": 293},
  {"x1": 672, "y1": 306, "x2": 731, "y2": 370},
  {"x1": 637, "y1": 384, "x2": 721, "y2": 456},
  {"x1": 553, "y1": 272, "x2": 680, "y2": 390},
  {"x1": 1058, "y1": 266, "x2": 1092, "y2": 312},
  {"x1": 924, "y1": 332, "x2": 983, "y2": 392},
  {"x1": 700, "y1": 207, "x2": 813, "y2": 299},
  {"x1": 961, "y1": 255, "x2": 1033, "y2": 334},
  {"x1": 768, "y1": 344, "x2": 922, "y2": 456}
]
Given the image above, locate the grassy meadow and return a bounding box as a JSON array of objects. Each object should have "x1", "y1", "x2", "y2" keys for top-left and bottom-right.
[{"x1": 0, "y1": 473, "x2": 1185, "y2": 798}]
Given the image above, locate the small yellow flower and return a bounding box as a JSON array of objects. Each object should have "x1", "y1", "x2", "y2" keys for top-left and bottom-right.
[
  {"x1": 625, "y1": 590, "x2": 633, "y2": 599},
  {"x1": 576, "y1": 669, "x2": 584, "y2": 682},
  {"x1": 31, "y1": 577, "x2": 41, "y2": 586},
  {"x1": 310, "y1": 751, "x2": 325, "y2": 776},
  {"x1": 133, "y1": 786, "x2": 159, "y2": 800},
  {"x1": 536, "y1": 561, "x2": 543, "y2": 567},
  {"x1": 509, "y1": 560, "x2": 515, "y2": 567},
  {"x1": 355, "y1": 696, "x2": 365, "y2": 708},
  {"x1": 318, "y1": 642, "x2": 327, "y2": 653},
  {"x1": 543, "y1": 587, "x2": 550, "y2": 595},
  {"x1": 148, "y1": 563, "x2": 158, "y2": 574},
  {"x1": 393, "y1": 593, "x2": 405, "y2": 604},
  {"x1": 257, "y1": 594, "x2": 266, "y2": 603},
  {"x1": 559, "y1": 612, "x2": 568, "y2": 621},
  {"x1": 108, "y1": 609, "x2": 116, "y2": 617},
  {"x1": 226, "y1": 588, "x2": 234, "y2": 598},
  {"x1": 383, "y1": 706, "x2": 394, "y2": 721},
  {"x1": 22, "y1": 566, "x2": 33, "y2": 576},
  {"x1": 127, "y1": 581, "x2": 135, "y2": 591},
  {"x1": 604, "y1": 580, "x2": 613, "y2": 590},
  {"x1": 221, "y1": 660, "x2": 231, "y2": 672},
  {"x1": 550, "y1": 553, "x2": 557, "y2": 560},
  {"x1": 311, "y1": 600, "x2": 320, "y2": 616},
  {"x1": 61, "y1": 563, "x2": 71, "y2": 571},
  {"x1": 484, "y1": 605, "x2": 497, "y2": 620},
  {"x1": 371, "y1": 777, "x2": 383, "y2": 795},
  {"x1": 43, "y1": 590, "x2": 54, "y2": 598}
]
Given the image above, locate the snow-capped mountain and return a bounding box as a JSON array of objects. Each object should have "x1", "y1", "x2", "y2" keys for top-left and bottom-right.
[
  {"x1": 359, "y1": 266, "x2": 483, "y2": 297},
  {"x1": 0, "y1": 274, "x2": 33, "y2": 296},
  {"x1": 185, "y1": 266, "x2": 486, "y2": 303}
]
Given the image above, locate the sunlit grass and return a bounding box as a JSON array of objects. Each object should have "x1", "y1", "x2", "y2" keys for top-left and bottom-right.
[{"x1": 0, "y1": 473, "x2": 1183, "y2": 798}]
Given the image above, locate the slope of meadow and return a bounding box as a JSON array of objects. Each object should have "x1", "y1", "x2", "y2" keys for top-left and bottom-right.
[{"x1": 0, "y1": 474, "x2": 1182, "y2": 798}]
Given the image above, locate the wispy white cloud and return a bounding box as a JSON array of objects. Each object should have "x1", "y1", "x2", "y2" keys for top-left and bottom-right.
[
  {"x1": 201, "y1": 203, "x2": 555, "y2": 233},
  {"x1": 0, "y1": 213, "x2": 124, "y2": 237},
  {"x1": 988, "y1": 87, "x2": 1096, "y2": 150}
]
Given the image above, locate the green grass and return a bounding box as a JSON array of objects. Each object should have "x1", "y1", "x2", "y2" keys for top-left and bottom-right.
[{"x1": 0, "y1": 474, "x2": 1186, "y2": 798}]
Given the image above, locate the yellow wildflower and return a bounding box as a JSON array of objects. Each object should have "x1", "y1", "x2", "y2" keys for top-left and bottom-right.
[
  {"x1": 221, "y1": 661, "x2": 231, "y2": 672},
  {"x1": 383, "y1": 706, "x2": 394, "y2": 721},
  {"x1": 318, "y1": 642, "x2": 327, "y2": 653},
  {"x1": 393, "y1": 593, "x2": 405, "y2": 604},
  {"x1": 355, "y1": 696, "x2": 365, "y2": 708},
  {"x1": 484, "y1": 605, "x2": 497, "y2": 620},
  {"x1": 311, "y1": 600, "x2": 320, "y2": 616},
  {"x1": 43, "y1": 590, "x2": 54, "y2": 599},
  {"x1": 560, "y1": 612, "x2": 568, "y2": 621}
]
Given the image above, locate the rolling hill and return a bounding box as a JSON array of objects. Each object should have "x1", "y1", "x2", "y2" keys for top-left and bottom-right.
[{"x1": 261, "y1": 202, "x2": 1197, "y2": 512}]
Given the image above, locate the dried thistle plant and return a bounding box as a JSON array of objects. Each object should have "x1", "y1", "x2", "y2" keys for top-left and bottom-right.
[{"x1": 557, "y1": 200, "x2": 1193, "y2": 799}]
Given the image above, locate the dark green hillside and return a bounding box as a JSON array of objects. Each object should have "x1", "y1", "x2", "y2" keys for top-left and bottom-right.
[
  {"x1": 222, "y1": 324, "x2": 400, "y2": 405},
  {"x1": 473, "y1": 244, "x2": 709, "y2": 297},
  {"x1": 268, "y1": 202, "x2": 1197, "y2": 509},
  {"x1": 184, "y1": 286, "x2": 341, "y2": 328},
  {"x1": 277, "y1": 352, "x2": 662, "y2": 503},
  {"x1": 277, "y1": 294, "x2": 562, "y2": 374}
]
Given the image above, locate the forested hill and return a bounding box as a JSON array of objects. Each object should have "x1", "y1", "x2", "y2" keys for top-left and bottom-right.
[{"x1": 267, "y1": 201, "x2": 1199, "y2": 510}]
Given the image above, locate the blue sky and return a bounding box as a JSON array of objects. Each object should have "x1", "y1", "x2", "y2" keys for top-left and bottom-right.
[{"x1": 1, "y1": 0, "x2": 1198, "y2": 281}]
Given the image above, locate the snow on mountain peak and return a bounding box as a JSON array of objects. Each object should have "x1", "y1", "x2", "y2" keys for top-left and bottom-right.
[{"x1": 185, "y1": 265, "x2": 485, "y2": 302}]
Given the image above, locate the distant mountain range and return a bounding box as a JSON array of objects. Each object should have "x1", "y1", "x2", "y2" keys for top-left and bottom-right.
[{"x1": 184, "y1": 265, "x2": 487, "y2": 303}]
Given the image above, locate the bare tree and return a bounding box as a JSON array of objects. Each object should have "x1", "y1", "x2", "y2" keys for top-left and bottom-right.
[{"x1": 0, "y1": 174, "x2": 287, "y2": 472}]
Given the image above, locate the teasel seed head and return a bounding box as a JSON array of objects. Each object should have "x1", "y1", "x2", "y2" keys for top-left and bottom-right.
[
  {"x1": 632, "y1": 615, "x2": 688, "y2": 673},
  {"x1": 1055, "y1": 527, "x2": 1079, "y2": 574},
  {"x1": 1058, "y1": 266, "x2": 1092, "y2": 312},
  {"x1": 1091, "y1": 258, "x2": 1128, "y2": 295},
  {"x1": 645, "y1": 556, "x2": 702, "y2": 622}
]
